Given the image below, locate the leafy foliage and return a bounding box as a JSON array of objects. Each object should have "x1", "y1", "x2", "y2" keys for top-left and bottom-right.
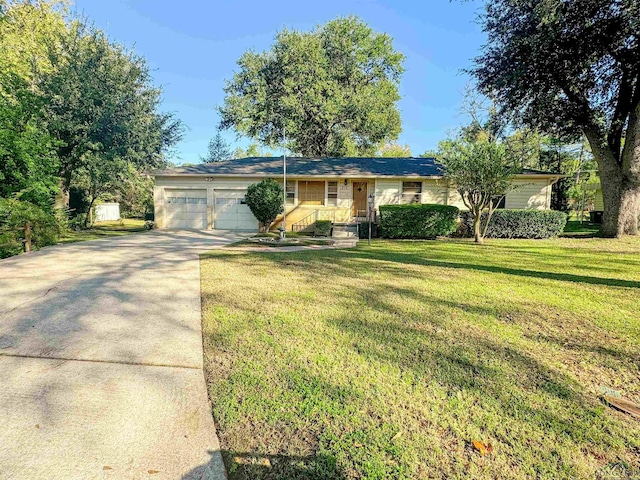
[
  {"x1": 116, "y1": 172, "x2": 155, "y2": 219},
  {"x1": 0, "y1": 1, "x2": 180, "y2": 253},
  {"x1": 470, "y1": 0, "x2": 640, "y2": 236},
  {"x1": 379, "y1": 204, "x2": 459, "y2": 239},
  {"x1": 438, "y1": 137, "x2": 520, "y2": 243},
  {"x1": 42, "y1": 22, "x2": 182, "y2": 200},
  {"x1": 0, "y1": 73, "x2": 59, "y2": 209},
  {"x1": 377, "y1": 142, "x2": 412, "y2": 157},
  {"x1": 219, "y1": 16, "x2": 405, "y2": 156},
  {"x1": 245, "y1": 179, "x2": 284, "y2": 232},
  {"x1": 0, "y1": 196, "x2": 65, "y2": 258},
  {"x1": 233, "y1": 143, "x2": 268, "y2": 159},
  {"x1": 458, "y1": 210, "x2": 567, "y2": 239}
]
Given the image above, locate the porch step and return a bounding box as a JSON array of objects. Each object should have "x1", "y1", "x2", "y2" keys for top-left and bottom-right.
[{"x1": 332, "y1": 224, "x2": 358, "y2": 238}]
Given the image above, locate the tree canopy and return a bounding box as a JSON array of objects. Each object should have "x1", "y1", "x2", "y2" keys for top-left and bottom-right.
[
  {"x1": 439, "y1": 135, "x2": 520, "y2": 243},
  {"x1": 0, "y1": 0, "x2": 181, "y2": 255},
  {"x1": 245, "y1": 179, "x2": 284, "y2": 232},
  {"x1": 470, "y1": 0, "x2": 640, "y2": 236},
  {"x1": 219, "y1": 16, "x2": 405, "y2": 157}
]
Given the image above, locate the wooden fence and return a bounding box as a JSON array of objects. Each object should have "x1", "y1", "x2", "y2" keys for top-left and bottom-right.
[{"x1": 0, "y1": 222, "x2": 32, "y2": 253}]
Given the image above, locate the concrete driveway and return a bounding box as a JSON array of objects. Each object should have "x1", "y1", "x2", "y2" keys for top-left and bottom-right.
[{"x1": 0, "y1": 230, "x2": 238, "y2": 480}]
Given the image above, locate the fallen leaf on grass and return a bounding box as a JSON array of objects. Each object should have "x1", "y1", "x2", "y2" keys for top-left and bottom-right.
[
  {"x1": 148, "y1": 470, "x2": 160, "y2": 474},
  {"x1": 603, "y1": 395, "x2": 640, "y2": 419},
  {"x1": 472, "y1": 440, "x2": 493, "y2": 455},
  {"x1": 35, "y1": 424, "x2": 40, "y2": 429},
  {"x1": 102, "y1": 466, "x2": 112, "y2": 470}
]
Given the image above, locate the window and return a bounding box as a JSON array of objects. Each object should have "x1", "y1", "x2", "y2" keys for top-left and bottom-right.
[
  {"x1": 166, "y1": 196, "x2": 185, "y2": 204},
  {"x1": 286, "y1": 180, "x2": 295, "y2": 205},
  {"x1": 298, "y1": 181, "x2": 325, "y2": 205},
  {"x1": 402, "y1": 181, "x2": 422, "y2": 204},
  {"x1": 187, "y1": 197, "x2": 207, "y2": 204},
  {"x1": 216, "y1": 197, "x2": 235, "y2": 206},
  {"x1": 327, "y1": 181, "x2": 338, "y2": 206}
]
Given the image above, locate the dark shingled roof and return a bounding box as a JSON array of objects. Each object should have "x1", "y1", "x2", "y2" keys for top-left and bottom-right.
[
  {"x1": 152, "y1": 157, "x2": 560, "y2": 178},
  {"x1": 154, "y1": 157, "x2": 445, "y2": 177}
]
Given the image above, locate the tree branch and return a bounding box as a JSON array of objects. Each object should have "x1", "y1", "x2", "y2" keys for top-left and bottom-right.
[{"x1": 608, "y1": 68, "x2": 635, "y2": 161}]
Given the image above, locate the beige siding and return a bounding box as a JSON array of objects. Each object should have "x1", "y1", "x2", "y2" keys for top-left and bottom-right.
[
  {"x1": 337, "y1": 180, "x2": 351, "y2": 208},
  {"x1": 506, "y1": 179, "x2": 551, "y2": 210},
  {"x1": 374, "y1": 180, "x2": 401, "y2": 208},
  {"x1": 422, "y1": 180, "x2": 448, "y2": 204},
  {"x1": 446, "y1": 188, "x2": 467, "y2": 210}
]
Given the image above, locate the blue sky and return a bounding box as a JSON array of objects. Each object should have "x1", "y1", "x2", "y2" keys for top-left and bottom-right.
[{"x1": 73, "y1": 0, "x2": 485, "y2": 163}]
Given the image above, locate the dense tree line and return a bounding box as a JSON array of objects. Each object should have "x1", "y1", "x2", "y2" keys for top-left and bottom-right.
[{"x1": 0, "y1": 0, "x2": 180, "y2": 255}]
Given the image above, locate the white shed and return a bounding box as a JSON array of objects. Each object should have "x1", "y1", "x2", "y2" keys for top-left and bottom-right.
[{"x1": 95, "y1": 203, "x2": 121, "y2": 222}]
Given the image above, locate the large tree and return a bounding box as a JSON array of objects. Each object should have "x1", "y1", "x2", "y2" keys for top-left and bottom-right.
[
  {"x1": 471, "y1": 0, "x2": 640, "y2": 237},
  {"x1": 0, "y1": 0, "x2": 66, "y2": 209},
  {"x1": 41, "y1": 22, "x2": 182, "y2": 205},
  {"x1": 219, "y1": 16, "x2": 405, "y2": 157}
]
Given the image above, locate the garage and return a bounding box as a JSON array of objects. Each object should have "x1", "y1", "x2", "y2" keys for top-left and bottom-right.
[
  {"x1": 214, "y1": 190, "x2": 259, "y2": 231},
  {"x1": 164, "y1": 189, "x2": 208, "y2": 229}
]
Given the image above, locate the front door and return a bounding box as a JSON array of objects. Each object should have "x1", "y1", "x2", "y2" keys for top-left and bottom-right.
[{"x1": 352, "y1": 182, "x2": 368, "y2": 218}]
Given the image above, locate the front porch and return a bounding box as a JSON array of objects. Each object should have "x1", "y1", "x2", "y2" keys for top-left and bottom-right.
[{"x1": 271, "y1": 177, "x2": 375, "y2": 232}]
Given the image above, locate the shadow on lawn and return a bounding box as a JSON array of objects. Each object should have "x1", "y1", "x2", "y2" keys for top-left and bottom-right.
[
  {"x1": 350, "y1": 249, "x2": 640, "y2": 289},
  {"x1": 178, "y1": 450, "x2": 345, "y2": 480},
  {"x1": 220, "y1": 451, "x2": 345, "y2": 480},
  {"x1": 215, "y1": 245, "x2": 640, "y2": 289}
]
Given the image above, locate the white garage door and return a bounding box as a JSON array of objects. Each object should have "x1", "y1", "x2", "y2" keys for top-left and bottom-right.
[
  {"x1": 165, "y1": 189, "x2": 208, "y2": 229},
  {"x1": 214, "y1": 190, "x2": 259, "y2": 231}
]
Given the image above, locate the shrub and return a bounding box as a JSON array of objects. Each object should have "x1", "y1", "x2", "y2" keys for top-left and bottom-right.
[
  {"x1": 245, "y1": 179, "x2": 284, "y2": 232},
  {"x1": 314, "y1": 220, "x2": 332, "y2": 237},
  {"x1": 379, "y1": 204, "x2": 459, "y2": 239},
  {"x1": 144, "y1": 220, "x2": 155, "y2": 230},
  {"x1": 458, "y1": 209, "x2": 567, "y2": 239},
  {"x1": 68, "y1": 214, "x2": 87, "y2": 231},
  {"x1": 0, "y1": 197, "x2": 65, "y2": 258},
  {"x1": 358, "y1": 221, "x2": 379, "y2": 239}
]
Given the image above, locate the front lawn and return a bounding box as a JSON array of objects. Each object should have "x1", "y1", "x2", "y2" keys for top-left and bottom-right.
[
  {"x1": 201, "y1": 237, "x2": 640, "y2": 479},
  {"x1": 59, "y1": 219, "x2": 147, "y2": 243}
]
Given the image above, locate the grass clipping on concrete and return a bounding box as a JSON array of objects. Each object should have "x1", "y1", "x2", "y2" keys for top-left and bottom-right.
[{"x1": 201, "y1": 237, "x2": 640, "y2": 480}]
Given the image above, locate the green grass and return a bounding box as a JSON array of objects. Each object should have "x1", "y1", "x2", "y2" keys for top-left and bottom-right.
[
  {"x1": 200, "y1": 236, "x2": 640, "y2": 480},
  {"x1": 59, "y1": 219, "x2": 147, "y2": 243},
  {"x1": 562, "y1": 220, "x2": 601, "y2": 237}
]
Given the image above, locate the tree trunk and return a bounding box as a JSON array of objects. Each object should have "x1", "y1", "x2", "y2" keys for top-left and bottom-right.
[
  {"x1": 85, "y1": 197, "x2": 96, "y2": 228},
  {"x1": 473, "y1": 208, "x2": 483, "y2": 244},
  {"x1": 585, "y1": 123, "x2": 640, "y2": 237}
]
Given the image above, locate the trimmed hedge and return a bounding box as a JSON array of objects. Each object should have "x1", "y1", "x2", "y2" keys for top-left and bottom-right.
[
  {"x1": 458, "y1": 209, "x2": 567, "y2": 239},
  {"x1": 314, "y1": 220, "x2": 332, "y2": 237},
  {"x1": 379, "y1": 204, "x2": 459, "y2": 239}
]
